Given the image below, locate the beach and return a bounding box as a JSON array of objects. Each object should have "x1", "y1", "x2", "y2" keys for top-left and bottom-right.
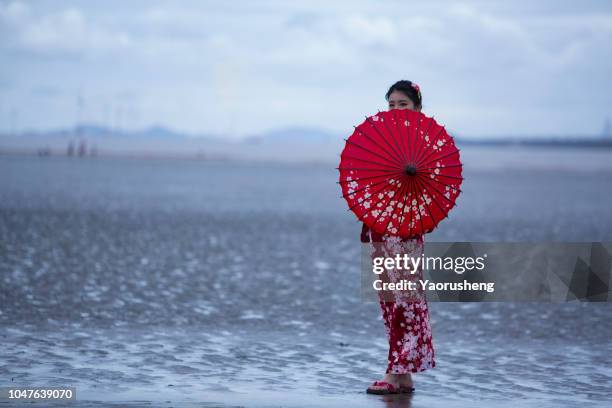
[{"x1": 1, "y1": 146, "x2": 612, "y2": 407}]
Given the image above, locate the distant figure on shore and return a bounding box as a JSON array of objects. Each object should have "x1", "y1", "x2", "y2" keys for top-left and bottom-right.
[
  {"x1": 78, "y1": 139, "x2": 87, "y2": 157},
  {"x1": 67, "y1": 141, "x2": 75, "y2": 156},
  {"x1": 37, "y1": 147, "x2": 51, "y2": 157}
]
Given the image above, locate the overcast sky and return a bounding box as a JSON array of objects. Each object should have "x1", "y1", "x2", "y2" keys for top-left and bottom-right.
[{"x1": 1, "y1": 0, "x2": 611, "y2": 139}]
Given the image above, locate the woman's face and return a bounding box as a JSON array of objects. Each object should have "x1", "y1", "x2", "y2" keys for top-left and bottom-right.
[{"x1": 387, "y1": 90, "x2": 420, "y2": 112}]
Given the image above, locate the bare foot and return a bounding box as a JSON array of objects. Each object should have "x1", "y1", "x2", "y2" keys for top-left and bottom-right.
[
  {"x1": 383, "y1": 373, "x2": 399, "y2": 386},
  {"x1": 397, "y1": 373, "x2": 413, "y2": 389}
]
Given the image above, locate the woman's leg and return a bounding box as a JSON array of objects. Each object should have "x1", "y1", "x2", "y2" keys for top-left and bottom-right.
[
  {"x1": 368, "y1": 232, "x2": 435, "y2": 392},
  {"x1": 370, "y1": 238, "x2": 409, "y2": 390},
  {"x1": 385, "y1": 298, "x2": 435, "y2": 374},
  {"x1": 369, "y1": 299, "x2": 418, "y2": 390},
  {"x1": 381, "y1": 235, "x2": 435, "y2": 380}
]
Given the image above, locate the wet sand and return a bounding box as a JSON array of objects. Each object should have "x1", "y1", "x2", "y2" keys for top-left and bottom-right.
[
  {"x1": 3, "y1": 302, "x2": 612, "y2": 407},
  {"x1": 1, "y1": 148, "x2": 612, "y2": 407}
]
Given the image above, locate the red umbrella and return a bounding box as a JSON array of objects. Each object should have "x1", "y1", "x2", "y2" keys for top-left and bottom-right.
[{"x1": 338, "y1": 109, "x2": 462, "y2": 238}]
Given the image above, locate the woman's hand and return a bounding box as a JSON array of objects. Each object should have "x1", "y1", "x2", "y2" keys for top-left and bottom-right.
[{"x1": 361, "y1": 223, "x2": 370, "y2": 243}]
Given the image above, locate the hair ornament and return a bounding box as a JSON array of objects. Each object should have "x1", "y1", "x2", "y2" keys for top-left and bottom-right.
[{"x1": 411, "y1": 82, "x2": 421, "y2": 98}]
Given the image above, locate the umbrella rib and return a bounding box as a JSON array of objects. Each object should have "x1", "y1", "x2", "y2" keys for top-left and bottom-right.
[
  {"x1": 414, "y1": 124, "x2": 444, "y2": 166},
  {"x1": 412, "y1": 116, "x2": 435, "y2": 165},
  {"x1": 337, "y1": 166, "x2": 398, "y2": 173},
  {"x1": 341, "y1": 154, "x2": 402, "y2": 171},
  {"x1": 411, "y1": 174, "x2": 439, "y2": 231},
  {"x1": 353, "y1": 125, "x2": 403, "y2": 167},
  {"x1": 415, "y1": 173, "x2": 459, "y2": 205},
  {"x1": 419, "y1": 164, "x2": 463, "y2": 171},
  {"x1": 343, "y1": 138, "x2": 403, "y2": 168},
  {"x1": 402, "y1": 175, "x2": 416, "y2": 239},
  {"x1": 356, "y1": 121, "x2": 403, "y2": 166},
  {"x1": 346, "y1": 181, "x2": 397, "y2": 214},
  {"x1": 348, "y1": 179, "x2": 400, "y2": 221},
  {"x1": 380, "y1": 112, "x2": 408, "y2": 163},
  {"x1": 390, "y1": 109, "x2": 409, "y2": 163},
  {"x1": 416, "y1": 136, "x2": 454, "y2": 168},
  {"x1": 365, "y1": 116, "x2": 406, "y2": 165},
  {"x1": 404, "y1": 110, "x2": 415, "y2": 171},
  {"x1": 417, "y1": 171, "x2": 464, "y2": 181},
  {"x1": 338, "y1": 172, "x2": 402, "y2": 185},
  {"x1": 418, "y1": 148, "x2": 460, "y2": 169},
  {"x1": 409, "y1": 175, "x2": 426, "y2": 237},
  {"x1": 415, "y1": 176, "x2": 448, "y2": 222},
  {"x1": 372, "y1": 177, "x2": 405, "y2": 235},
  {"x1": 382, "y1": 175, "x2": 410, "y2": 234},
  {"x1": 409, "y1": 114, "x2": 424, "y2": 165},
  {"x1": 342, "y1": 175, "x2": 402, "y2": 206},
  {"x1": 396, "y1": 175, "x2": 413, "y2": 237},
  {"x1": 423, "y1": 175, "x2": 463, "y2": 196}
]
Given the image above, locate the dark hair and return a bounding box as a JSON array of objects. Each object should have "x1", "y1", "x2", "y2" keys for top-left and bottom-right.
[{"x1": 385, "y1": 80, "x2": 422, "y2": 109}]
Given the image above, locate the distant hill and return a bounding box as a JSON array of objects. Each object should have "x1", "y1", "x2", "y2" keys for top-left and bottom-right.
[
  {"x1": 1, "y1": 123, "x2": 610, "y2": 163},
  {"x1": 22, "y1": 123, "x2": 198, "y2": 140},
  {"x1": 243, "y1": 126, "x2": 341, "y2": 144},
  {"x1": 0, "y1": 123, "x2": 344, "y2": 162}
]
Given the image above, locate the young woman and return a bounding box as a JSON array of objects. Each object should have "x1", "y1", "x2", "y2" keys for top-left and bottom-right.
[{"x1": 364, "y1": 80, "x2": 436, "y2": 395}]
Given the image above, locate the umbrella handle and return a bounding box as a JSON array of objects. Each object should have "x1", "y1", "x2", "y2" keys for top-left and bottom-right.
[{"x1": 360, "y1": 223, "x2": 370, "y2": 243}]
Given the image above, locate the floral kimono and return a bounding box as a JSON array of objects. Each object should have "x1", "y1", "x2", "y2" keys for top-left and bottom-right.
[{"x1": 361, "y1": 223, "x2": 436, "y2": 374}]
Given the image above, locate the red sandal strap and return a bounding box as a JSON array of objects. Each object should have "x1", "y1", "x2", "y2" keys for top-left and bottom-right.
[{"x1": 371, "y1": 381, "x2": 397, "y2": 390}]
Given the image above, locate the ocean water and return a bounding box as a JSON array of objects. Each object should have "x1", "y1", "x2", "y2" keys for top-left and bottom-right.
[{"x1": 1, "y1": 146, "x2": 612, "y2": 407}]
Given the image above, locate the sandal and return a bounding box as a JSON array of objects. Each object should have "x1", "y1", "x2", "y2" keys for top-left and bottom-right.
[{"x1": 366, "y1": 380, "x2": 401, "y2": 395}]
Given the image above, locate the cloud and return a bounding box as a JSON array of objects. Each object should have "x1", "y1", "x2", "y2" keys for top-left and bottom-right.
[
  {"x1": 341, "y1": 14, "x2": 398, "y2": 47},
  {"x1": 0, "y1": 0, "x2": 28, "y2": 22},
  {"x1": 0, "y1": 0, "x2": 611, "y2": 136},
  {"x1": 1, "y1": 2, "x2": 132, "y2": 57}
]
